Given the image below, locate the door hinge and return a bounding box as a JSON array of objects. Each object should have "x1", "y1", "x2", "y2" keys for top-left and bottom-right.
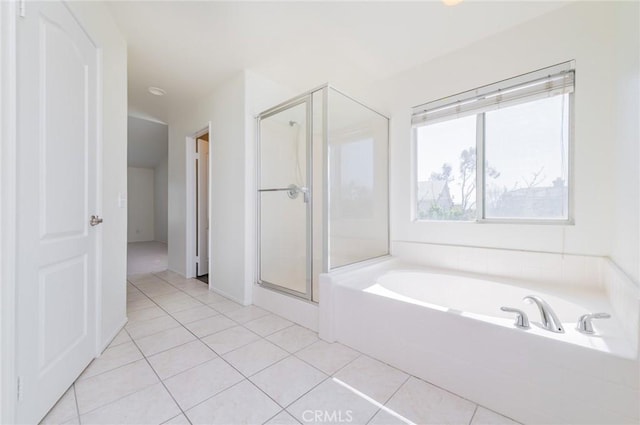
[
  {"x1": 195, "y1": 256, "x2": 200, "y2": 264},
  {"x1": 18, "y1": 0, "x2": 26, "y2": 18},
  {"x1": 17, "y1": 377, "x2": 23, "y2": 401},
  {"x1": 195, "y1": 153, "x2": 200, "y2": 160}
]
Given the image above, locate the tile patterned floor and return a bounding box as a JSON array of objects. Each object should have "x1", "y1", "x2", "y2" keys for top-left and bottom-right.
[{"x1": 41, "y1": 271, "x2": 520, "y2": 425}]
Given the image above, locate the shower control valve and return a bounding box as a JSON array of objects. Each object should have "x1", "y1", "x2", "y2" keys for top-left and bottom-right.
[
  {"x1": 576, "y1": 312, "x2": 610, "y2": 334},
  {"x1": 501, "y1": 306, "x2": 530, "y2": 329}
]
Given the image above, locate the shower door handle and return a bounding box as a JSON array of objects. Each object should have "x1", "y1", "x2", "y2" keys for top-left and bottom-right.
[
  {"x1": 258, "y1": 185, "x2": 310, "y2": 203},
  {"x1": 298, "y1": 186, "x2": 310, "y2": 203},
  {"x1": 287, "y1": 184, "x2": 309, "y2": 203}
]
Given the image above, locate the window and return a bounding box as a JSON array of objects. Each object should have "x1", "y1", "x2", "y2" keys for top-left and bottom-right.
[
  {"x1": 413, "y1": 62, "x2": 573, "y2": 222},
  {"x1": 415, "y1": 116, "x2": 477, "y2": 220}
]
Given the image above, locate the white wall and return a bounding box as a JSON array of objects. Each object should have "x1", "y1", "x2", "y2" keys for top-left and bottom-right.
[
  {"x1": 352, "y1": 2, "x2": 638, "y2": 282},
  {"x1": 64, "y1": 2, "x2": 128, "y2": 350},
  {"x1": 154, "y1": 157, "x2": 168, "y2": 243},
  {"x1": 127, "y1": 167, "x2": 155, "y2": 242},
  {"x1": 127, "y1": 116, "x2": 168, "y2": 168},
  {"x1": 167, "y1": 70, "x2": 293, "y2": 304},
  {"x1": 611, "y1": 2, "x2": 640, "y2": 284},
  {"x1": 168, "y1": 73, "x2": 247, "y2": 302}
]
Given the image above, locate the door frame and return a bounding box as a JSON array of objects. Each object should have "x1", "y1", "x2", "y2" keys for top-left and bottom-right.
[
  {"x1": 185, "y1": 123, "x2": 212, "y2": 279},
  {"x1": 1, "y1": 1, "x2": 18, "y2": 423}
]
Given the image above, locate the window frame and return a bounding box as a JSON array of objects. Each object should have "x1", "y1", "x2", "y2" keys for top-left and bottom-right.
[{"x1": 412, "y1": 64, "x2": 575, "y2": 225}]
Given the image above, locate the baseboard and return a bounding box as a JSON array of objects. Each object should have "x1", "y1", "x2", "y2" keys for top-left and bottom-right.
[
  {"x1": 209, "y1": 286, "x2": 247, "y2": 306},
  {"x1": 167, "y1": 267, "x2": 187, "y2": 278}
]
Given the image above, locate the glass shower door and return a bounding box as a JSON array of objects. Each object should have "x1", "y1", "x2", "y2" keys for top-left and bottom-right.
[{"x1": 257, "y1": 99, "x2": 311, "y2": 298}]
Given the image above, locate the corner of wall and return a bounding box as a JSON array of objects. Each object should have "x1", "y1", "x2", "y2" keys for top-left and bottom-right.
[
  {"x1": 603, "y1": 258, "x2": 640, "y2": 357},
  {"x1": 610, "y1": 1, "x2": 640, "y2": 285}
]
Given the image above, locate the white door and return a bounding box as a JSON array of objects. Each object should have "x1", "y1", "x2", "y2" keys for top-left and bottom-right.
[
  {"x1": 16, "y1": 2, "x2": 99, "y2": 423},
  {"x1": 197, "y1": 139, "x2": 209, "y2": 276}
]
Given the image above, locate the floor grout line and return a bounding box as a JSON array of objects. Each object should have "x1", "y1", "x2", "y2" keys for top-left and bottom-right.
[
  {"x1": 125, "y1": 328, "x2": 194, "y2": 425},
  {"x1": 74, "y1": 274, "x2": 320, "y2": 423},
  {"x1": 291, "y1": 341, "x2": 362, "y2": 378},
  {"x1": 145, "y1": 273, "x2": 327, "y2": 422},
  {"x1": 468, "y1": 404, "x2": 480, "y2": 425},
  {"x1": 406, "y1": 372, "x2": 485, "y2": 413},
  {"x1": 364, "y1": 373, "x2": 412, "y2": 425},
  {"x1": 271, "y1": 351, "x2": 366, "y2": 415},
  {"x1": 73, "y1": 346, "x2": 144, "y2": 383},
  {"x1": 72, "y1": 384, "x2": 82, "y2": 425},
  {"x1": 74, "y1": 375, "x2": 158, "y2": 419},
  {"x1": 143, "y1": 271, "x2": 429, "y2": 425},
  {"x1": 147, "y1": 355, "x2": 220, "y2": 383},
  {"x1": 136, "y1": 273, "x2": 291, "y2": 419},
  {"x1": 261, "y1": 408, "x2": 302, "y2": 425},
  {"x1": 282, "y1": 375, "x2": 333, "y2": 415}
]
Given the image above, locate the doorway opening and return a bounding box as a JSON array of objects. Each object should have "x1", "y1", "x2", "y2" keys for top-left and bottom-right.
[
  {"x1": 186, "y1": 123, "x2": 211, "y2": 284},
  {"x1": 195, "y1": 132, "x2": 209, "y2": 283},
  {"x1": 126, "y1": 116, "x2": 169, "y2": 276}
]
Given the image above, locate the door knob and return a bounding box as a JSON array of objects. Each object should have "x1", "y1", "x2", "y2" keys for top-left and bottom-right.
[{"x1": 90, "y1": 215, "x2": 103, "y2": 226}]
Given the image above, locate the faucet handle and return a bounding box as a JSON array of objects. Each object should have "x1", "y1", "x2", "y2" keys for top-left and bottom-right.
[
  {"x1": 501, "y1": 307, "x2": 530, "y2": 329},
  {"x1": 576, "y1": 312, "x2": 611, "y2": 334}
]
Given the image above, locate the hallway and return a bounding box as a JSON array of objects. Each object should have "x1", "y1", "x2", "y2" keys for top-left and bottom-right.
[{"x1": 127, "y1": 241, "x2": 168, "y2": 275}]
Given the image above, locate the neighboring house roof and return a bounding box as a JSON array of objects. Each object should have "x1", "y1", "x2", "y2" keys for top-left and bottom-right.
[
  {"x1": 490, "y1": 185, "x2": 568, "y2": 218},
  {"x1": 417, "y1": 179, "x2": 453, "y2": 210}
]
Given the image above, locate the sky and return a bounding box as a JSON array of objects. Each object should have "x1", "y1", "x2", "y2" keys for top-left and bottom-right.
[{"x1": 416, "y1": 94, "x2": 569, "y2": 209}]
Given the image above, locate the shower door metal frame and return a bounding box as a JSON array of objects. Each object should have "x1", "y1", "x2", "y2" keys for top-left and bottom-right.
[{"x1": 256, "y1": 95, "x2": 314, "y2": 300}]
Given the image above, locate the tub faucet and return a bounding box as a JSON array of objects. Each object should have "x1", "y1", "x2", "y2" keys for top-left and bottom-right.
[{"x1": 523, "y1": 295, "x2": 564, "y2": 333}]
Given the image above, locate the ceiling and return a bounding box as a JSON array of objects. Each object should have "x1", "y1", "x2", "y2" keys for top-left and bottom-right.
[
  {"x1": 108, "y1": 1, "x2": 568, "y2": 124},
  {"x1": 128, "y1": 116, "x2": 168, "y2": 168}
]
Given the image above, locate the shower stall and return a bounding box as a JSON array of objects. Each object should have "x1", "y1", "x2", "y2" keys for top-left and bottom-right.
[{"x1": 257, "y1": 85, "x2": 389, "y2": 301}]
